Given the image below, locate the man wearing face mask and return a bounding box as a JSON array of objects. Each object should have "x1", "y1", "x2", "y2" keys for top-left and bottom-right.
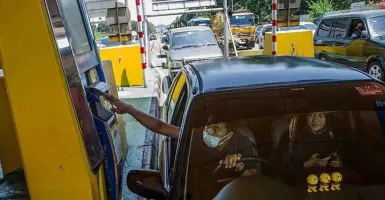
[
  {"x1": 105, "y1": 94, "x2": 258, "y2": 198},
  {"x1": 185, "y1": 120, "x2": 259, "y2": 199}
]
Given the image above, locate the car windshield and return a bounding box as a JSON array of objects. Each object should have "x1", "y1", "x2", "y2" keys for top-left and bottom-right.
[
  {"x1": 183, "y1": 81, "x2": 385, "y2": 200},
  {"x1": 368, "y1": 16, "x2": 385, "y2": 39},
  {"x1": 170, "y1": 30, "x2": 217, "y2": 49},
  {"x1": 231, "y1": 14, "x2": 254, "y2": 27},
  {"x1": 304, "y1": 23, "x2": 317, "y2": 30}
]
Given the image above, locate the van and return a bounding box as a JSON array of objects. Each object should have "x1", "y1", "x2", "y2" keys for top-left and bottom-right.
[{"x1": 314, "y1": 10, "x2": 385, "y2": 81}]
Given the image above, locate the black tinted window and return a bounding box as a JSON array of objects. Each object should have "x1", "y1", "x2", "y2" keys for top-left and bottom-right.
[
  {"x1": 331, "y1": 18, "x2": 349, "y2": 38},
  {"x1": 317, "y1": 19, "x2": 333, "y2": 37},
  {"x1": 184, "y1": 82, "x2": 385, "y2": 199}
]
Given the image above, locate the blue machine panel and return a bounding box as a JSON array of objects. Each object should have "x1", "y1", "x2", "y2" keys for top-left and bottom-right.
[{"x1": 87, "y1": 84, "x2": 123, "y2": 200}]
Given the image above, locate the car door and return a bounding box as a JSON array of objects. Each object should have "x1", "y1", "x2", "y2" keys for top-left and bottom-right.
[
  {"x1": 159, "y1": 72, "x2": 188, "y2": 191},
  {"x1": 314, "y1": 18, "x2": 334, "y2": 59},
  {"x1": 346, "y1": 18, "x2": 368, "y2": 70},
  {"x1": 327, "y1": 18, "x2": 351, "y2": 65}
]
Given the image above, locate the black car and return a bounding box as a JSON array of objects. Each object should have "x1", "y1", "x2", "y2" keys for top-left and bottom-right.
[
  {"x1": 314, "y1": 10, "x2": 385, "y2": 81},
  {"x1": 127, "y1": 56, "x2": 385, "y2": 200}
]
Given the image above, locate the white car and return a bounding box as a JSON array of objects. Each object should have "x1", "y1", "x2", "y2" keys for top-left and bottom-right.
[
  {"x1": 159, "y1": 35, "x2": 167, "y2": 58},
  {"x1": 259, "y1": 22, "x2": 317, "y2": 49}
]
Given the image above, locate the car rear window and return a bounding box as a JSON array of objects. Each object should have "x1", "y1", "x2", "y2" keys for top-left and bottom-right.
[
  {"x1": 317, "y1": 19, "x2": 333, "y2": 37},
  {"x1": 183, "y1": 81, "x2": 385, "y2": 199}
]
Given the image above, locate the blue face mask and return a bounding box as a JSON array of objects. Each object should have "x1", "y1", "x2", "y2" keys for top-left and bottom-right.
[{"x1": 203, "y1": 127, "x2": 233, "y2": 148}]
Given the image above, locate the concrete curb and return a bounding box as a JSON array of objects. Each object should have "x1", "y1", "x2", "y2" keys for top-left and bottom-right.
[{"x1": 140, "y1": 97, "x2": 160, "y2": 170}]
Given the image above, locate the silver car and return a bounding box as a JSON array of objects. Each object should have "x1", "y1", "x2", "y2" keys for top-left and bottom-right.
[{"x1": 163, "y1": 26, "x2": 223, "y2": 79}]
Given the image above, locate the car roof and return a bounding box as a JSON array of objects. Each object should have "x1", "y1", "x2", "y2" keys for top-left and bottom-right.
[
  {"x1": 322, "y1": 9, "x2": 385, "y2": 20},
  {"x1": 170, "y1": 26, "x2": 211, "y2": 33},
  {"x1": 185, "y1": 56, "x2": 374, "y2": 93}
]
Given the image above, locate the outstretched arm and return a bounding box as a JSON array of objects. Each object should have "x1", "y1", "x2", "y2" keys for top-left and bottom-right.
[{"x1": 105, "y1": 93, "x2": 180, "y2": 138}]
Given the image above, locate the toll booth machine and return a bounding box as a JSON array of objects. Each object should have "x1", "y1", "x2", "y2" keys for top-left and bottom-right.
[{"x1": 0, "y1": 0, "x2": 124, "y2": 199}]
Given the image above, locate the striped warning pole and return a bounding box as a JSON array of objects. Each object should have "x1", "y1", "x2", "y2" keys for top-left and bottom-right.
[
  {"x1": 136, "y1": 0, "x2": 147, "y2": 69},
  {"x1": 272, "y1": 0, "x2": 278, "y2": 55}
]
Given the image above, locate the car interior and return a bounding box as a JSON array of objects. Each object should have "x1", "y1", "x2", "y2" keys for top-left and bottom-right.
[{"x1": 181, "y1": 82, "x2": 385, "y2": 200}]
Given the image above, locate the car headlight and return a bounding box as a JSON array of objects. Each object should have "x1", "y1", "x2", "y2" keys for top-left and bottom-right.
[{"x1": 171, "y1": 60, "x2": 184, "y2": 69}]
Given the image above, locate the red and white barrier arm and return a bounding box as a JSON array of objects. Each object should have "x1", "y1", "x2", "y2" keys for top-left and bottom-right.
[
  {"x1": 136, "y1": 0, "x2": 147, "y2": 69},
  {"x1": 272, "y1": 0, "x2": 278, "y2": 55}
]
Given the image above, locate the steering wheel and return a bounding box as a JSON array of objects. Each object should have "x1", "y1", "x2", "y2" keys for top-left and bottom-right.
[{"x1": 212, "y1": 156, "x2": 270, "y2": 175}]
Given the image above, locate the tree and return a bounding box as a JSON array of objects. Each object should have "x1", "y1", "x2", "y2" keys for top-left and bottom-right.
[
  {"x1": 147, "y1": 21, "x2": 157, "y2": 33},
  {"x1": 308, "y1": 0, "x2": 334, "y2": 19},
  {"x1": 97, "y1": 22, "x2": 108, "y2": 33}
]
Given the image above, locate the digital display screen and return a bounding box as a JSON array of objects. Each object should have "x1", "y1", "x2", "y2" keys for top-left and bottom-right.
[{"x1": 60, "y1": 0, "x2": 92, "y2": 54}]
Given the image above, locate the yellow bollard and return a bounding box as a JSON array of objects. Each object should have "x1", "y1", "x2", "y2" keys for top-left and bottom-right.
[
  {"x1": 264, "y1": 30, "x2": 314, "y2": 58},
  {"x1": 99, "y1": 45, "x2": 144, "y2": 87}
]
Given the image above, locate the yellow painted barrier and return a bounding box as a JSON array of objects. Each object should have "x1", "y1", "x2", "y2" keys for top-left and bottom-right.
[
  {"x1": 1, "y1": 0, "x2": 103, "y2": 199},
  {"x1": 264, "y1": 30, "x2": 314, "y2": 58},
  {"x1": 0, "y1": 75, "x2": 23, "y2": 175},
  {"x1": 100, "y1": 45, "x2": 144, "y2": 87}
]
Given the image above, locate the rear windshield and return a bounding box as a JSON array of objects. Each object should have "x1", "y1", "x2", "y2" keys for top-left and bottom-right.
[
  {"x1": 193, "y1": 20, "x2": 211, "y2": 26},
  {"x1": 170, "y1": 30, "x2": 217, "y2": 49},
  {"x1": 183, "y1": 81, "x2": 385, "y2": 199}
]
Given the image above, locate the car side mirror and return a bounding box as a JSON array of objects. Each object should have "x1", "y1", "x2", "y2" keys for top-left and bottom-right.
[
  {"x1": 362, "y1": 30, "x2": 368, "y2": 39},
  {"x1": 162, "y1": 76, "x2": 171, "y2": 95},
  {"x1": 127, "y1": 170, "x2": 167, "y2": 200},
  {"x1": 163, "y1": 45, "x2": 169, "y2": 51}
]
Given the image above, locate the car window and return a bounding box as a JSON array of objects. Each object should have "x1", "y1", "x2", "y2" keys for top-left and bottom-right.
[
  {"x1": 348, "y1": 18, "x2": 366, "y2": 38},
  {"x1": 183, "y1": 81, "x2": 385, "y2": 199},
  {"x1": 317, "y1": 19, "x2": 333, "y2": 37},
  {"x1": 167, "y1": 73, "x2": 187, "y2": 125},
  {"x1": 170, "y1": 30, "x2": 217, "y2": 49},
  {"x1": 330, "y1": 18, "x2": 349, "y2": 38},
  {"x1": 230, "y1": 14, "x2": 254, "y2": 27}
]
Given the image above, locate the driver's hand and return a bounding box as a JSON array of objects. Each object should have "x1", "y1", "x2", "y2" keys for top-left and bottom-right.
[
  {"x1": 104, "y1": 93, "x2": 131, "y2": 114},
  {"x1": 303, "y1": 153, "x2": 331, "y2": 169},
  {"x1": 221, "y1": 153, "x2": 242, "y2": 169}
]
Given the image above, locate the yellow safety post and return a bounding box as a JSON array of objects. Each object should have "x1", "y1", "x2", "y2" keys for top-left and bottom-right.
[
  {"x1": 0, "y1": 0, "x2": 107, "y2": 199},
  {"x1": 264, "y1": 30, "x2": 314, "y2": 58},
  {"x1": 100, "y1": 45, "x2": 144, "y2": 87},
  {"x1": 0, "y1": 70, "x2": 23, "y2": 176}
]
